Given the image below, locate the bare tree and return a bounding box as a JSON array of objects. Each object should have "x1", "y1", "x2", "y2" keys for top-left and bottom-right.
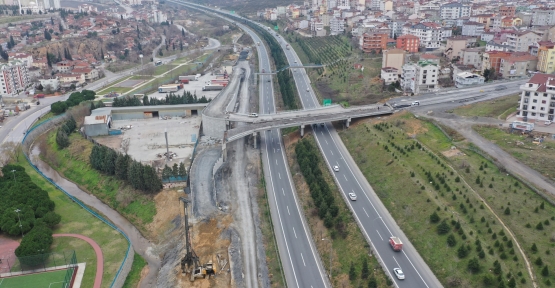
[{"x1": 0, "y1": 142, "x2": 21, "y2": 166}]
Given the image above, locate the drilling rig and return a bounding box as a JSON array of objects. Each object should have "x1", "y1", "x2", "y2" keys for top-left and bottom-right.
[{"x1": 179, "y1": 197, "x2": 216, "y2": 281}]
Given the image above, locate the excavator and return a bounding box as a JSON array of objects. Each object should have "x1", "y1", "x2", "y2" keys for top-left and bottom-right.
[{"x1": 179, "y1": 197, "x2": 216, "y2": 281}]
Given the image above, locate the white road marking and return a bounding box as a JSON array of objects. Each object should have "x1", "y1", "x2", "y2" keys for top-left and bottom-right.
[
  {"x1": 287, "y1": 206, "x2": 290, "y2": 215},
  {"x1": 330, "y1": 150, "x2": 333, "y2": 155},
  {"x1": 343, "y1": 174, "x2": 348, "y2": 181},
  {"x1": 325, "y1": 139, "x2": 328, "y2": 144},
  {"x1": 362, "y1": 207, "x2": 370, "y2": 217},
  {"x1": 282, "y1": 188, "x2": 285, "y2": 196},
  {"x1": 276, "y1": 159, "x2": 278, "y2": 165},
  {"x1": 293, "y1": 227, "x2": 297, "y2": 238},
  {"x1": 392, "y1": 256, "x2": 401, "y2": 268},
  {"x1": 376, "y1": 230, "x2": 383, "y2": 241},
  {"x1": 278, "y1": 173, "x2": 281, "y2": 179},
  {"x1": 301, "y1": 253, "x2": 306, "y2": 266}
]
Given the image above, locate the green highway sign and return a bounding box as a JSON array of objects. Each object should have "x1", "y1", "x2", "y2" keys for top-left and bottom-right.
[
  {"x1": 274, "y1": 26, "x2": 279, "y2": 30},
  {"x1": 323, "y1": 99, "x2": 332, "y2": 106}
]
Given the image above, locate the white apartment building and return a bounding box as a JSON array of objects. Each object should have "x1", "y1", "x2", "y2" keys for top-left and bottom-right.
[
  {"x1": 440, "y1": 2, "x2": 471, "y2": 20},
  {"x1": 0, "y1": 60, "x2": 29, "y2": 97},
  {"x1": 330, "y1": 17, "x2": 345, "y2": 35},
  {"x1": 505, "y1": 31, "x2": 541, "y2": 52},
  {"x1": 518, "y1": 73, "x2": 555, "y2": 121},
  {"x1": 462, "y1": 22, "x2": 485, "y2": 36},
  {"x1": 400, "y1": 60, "x2": 438, "y2": 94},
  {"x1": 402, "y1": 23, "x2": 452, "y2": 50},
  {"x1": 532, "y1": 9, "x2": 555, "y2": 26},
  {"x1": 381, "y1": 67, "x2": 399, "y2": 84}
]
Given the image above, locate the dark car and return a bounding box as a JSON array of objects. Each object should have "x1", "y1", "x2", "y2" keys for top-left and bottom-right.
[{"x1": 495, "y1": 85, "x2": 507, "y2": 91}]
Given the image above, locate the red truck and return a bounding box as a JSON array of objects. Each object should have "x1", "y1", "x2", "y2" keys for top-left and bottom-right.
[
  {"x1": 389, "y1": 236, "x2": 403, "y2": 251},
  {"x1": 34, "y1": 94, "x2": 45, "y2": 98},
  {"x1": 180, "y1": 79, "x2": 189, "y2": 84}
]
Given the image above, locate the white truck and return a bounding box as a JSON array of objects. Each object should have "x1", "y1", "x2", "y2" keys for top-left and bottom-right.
[
  {"x1": 158, "y1": 85, "x2": 179, "y2": 93},
  {"x1": 179, "y1": 75, "x2": 199, "y2": 81}
]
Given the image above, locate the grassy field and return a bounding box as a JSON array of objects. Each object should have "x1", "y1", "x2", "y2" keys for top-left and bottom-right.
[
  {"x1": 287, "y1": 34, "x2": 393, "y2": 105},
  {"x1": 105, "y1": 62, "x2": 139, "y2": 73},
  {"x1": 41, "y1": 132, "x2": 157, "y2": 237},
  {"x1": 0, "y1": 268, "x2": 71, "y2": 288},
  {"x1": 17, "y1": 156, "x2": 128, "y2": 288},
  {"x1": 473, "y1": 125, "x2": 555, "y2": 181},
  {"x1": 96, "y1": 86, "x2": 132, "y2": 95},
  {"x1": 453, "y1": 94, "x2": 520, "y2": 119},
  {"x1": 339, "y1": 113, "x2": 555, "y2": 287},
  {"x1": 96, "y1": 77, "x2": 133, "y2": 95},
  {"x1": 153, "y1": 64, "x2": 177, "y2": 76},
  {"x1": 121, "y1": 253, "x2": 147, "y2": 288},
  {"x1": 285, "y1": 134, "x2": 389, "y2": 287}
]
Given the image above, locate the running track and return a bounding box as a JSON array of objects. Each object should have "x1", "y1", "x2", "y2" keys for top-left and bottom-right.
[{"x1": 53, "y1": 234, "x2": 103, "y2": 288}]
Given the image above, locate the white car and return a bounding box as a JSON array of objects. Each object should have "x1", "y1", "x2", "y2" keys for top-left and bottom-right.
[
  {"x1": 393, "y1": 268, "x2": 405, "y2": 280},
  {"x1": 333, "y1": 165, "x2": 339, "y2": 172},
  {"x1": 348, "y1": 193, "x2": 357, "y2": 201}
]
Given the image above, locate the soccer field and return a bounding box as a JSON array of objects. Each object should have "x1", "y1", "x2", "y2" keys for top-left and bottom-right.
[{"x1": 0, "y1": 268, "x2": 73, "y2": 288}]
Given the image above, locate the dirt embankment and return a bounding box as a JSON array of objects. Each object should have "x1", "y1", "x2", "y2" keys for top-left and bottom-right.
[{"x1": 29, "y1": 39, "x2": 104, "y2": 61}]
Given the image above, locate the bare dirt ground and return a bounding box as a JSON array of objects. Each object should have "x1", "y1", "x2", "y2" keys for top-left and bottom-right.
[{"x1": 0, "y1": 236, "x2": 18, "y2": 274}]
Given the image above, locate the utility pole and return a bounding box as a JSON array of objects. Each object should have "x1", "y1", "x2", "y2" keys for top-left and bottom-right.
[
  {"x1": 11, "y1": 169, "x2": 16, "y2": 182},
  {"x1": 165, "y1": 129, "x2": 169, "y2": 161},
  {"x1": 14, "y1": 209, "x2": 24, "y2": 238}
]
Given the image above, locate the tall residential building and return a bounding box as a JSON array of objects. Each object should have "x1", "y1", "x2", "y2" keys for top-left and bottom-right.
[
  {"x1": 537, "y1": 42, "x2": 555, "y2": 74},
  {"x1": 0, "y1": 60, "x2": 29, "y2": 97},
  {"x1": 330, "y1": 17, "x2": 345, "y2": 35},
  {"x1": 532, "y1": 9, "x2": 555, "y2": 26},
  {"x1": 505, "y1": 31, "x2": 542, "y2": 52},
  {"x1": 396, "y1": 34, "x2": 420, "y2": 53},
  {"x1": 360, "y1": 32, "x2": 388, "y2": 53},
  {"x1": 518, "y1": 73, "x2": 555, "y2": 122},
  {"x1": 402, "y1": 23, "x2": 452, "y2": 50},
  {"x1": 499, "y1": 6, "x2": 515, "y2": 18},
  {"x1": 400, "y1": 60, "x2": 438, "y2": 94},
  {"x1": 440, "y1": 3, "x2": 471, "y2": 20}
]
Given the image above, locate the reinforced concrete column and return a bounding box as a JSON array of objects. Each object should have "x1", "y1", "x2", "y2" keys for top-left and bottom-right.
[
  {"x1": 253, "y1": 132, "x2": 258, "y2": 149},
  {"x1": 222, "y1": 142, "x2": 227, "y2": 162},
  {"x1": 300, "y1": 124, "x2": 305, "y2": 137},
  {"x1": 346, "y1": 118, "x2": 351, "y2": 128}
]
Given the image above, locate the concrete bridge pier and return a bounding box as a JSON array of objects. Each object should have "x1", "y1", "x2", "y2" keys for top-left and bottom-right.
[
  {"x1": 226, "y1": 120, "x2": 231, "y2": 130},
  {"x1": 253, "y1": 132, "x2": 258, "y2": 148},
  {"x1": 222, "y1": 142, "x2": 227, "y2": 162},
  {"x1": 300, "y1": 124, "x2": 305, "y2": 138},
  {"x1": 345, "y1": 117, "x2": 351, "y2": 128}
]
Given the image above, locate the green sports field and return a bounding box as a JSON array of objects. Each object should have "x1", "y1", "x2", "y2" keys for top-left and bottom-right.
[{"x1": 0, "y1": 268, "x2": 73, "y2": 288}]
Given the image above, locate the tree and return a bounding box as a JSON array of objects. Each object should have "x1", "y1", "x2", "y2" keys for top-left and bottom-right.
[
  {"x1": 447, "y1": 234, "x2": 457, "y2": 247},
  {"x1": 437, "y1": 220, "x2": 451, "y2": 235},
  {"x1": 182, "y1": 28, "x2": 185, "y2": 36},
  {"x1": 41, "y1": 211, "x2": 61, "y2": 228},
  {"x1": 100, "y1": 48, "x2": 105, "y2": 61},
  {"x1": 9, "y1": 35, "x2": 15, "y2": 48},
  {"x1": 349, "y1": 261, "x2": 357, "y2": 280},
  {"x1": 51, "y1": 17, "x2": 54, "y2": 25},
  {"x1": 504, "y1": 207, "x2": 511, "y2": 215},
  {"x1": 178, "y1": 162, "x2": 186, "y2": 177},
  {"x1": 115, "y1": 154, "x2": 130, "y2": 180},
  {"x1": 361, "y1": 257, "x2": 369, "y2": 279},
  {"x1": 458, "y1": 245, "x2": 468, "y2": 258},
  {"x1": 467, "y1": 257, "x2": 481, "y2": 273},
  {"x1": 58, "y1": 23, "x2": 64, "y2": 33},
  {"x1": 172, "y1": 163, "x2": 179, "y2": 177},
  {"x1": 180, "y1": 41, "x2": 183, "y2": 51},
  {"x1": 542, "y1": 265, "x2": 549, "y2": 276},
  {"x1": 430, "y1": 211, "x2": 440, "y2": 223},
  {"x1": 1, "y1": 206, "x2": 34, "y2": 236},
  {"x1": 44, "y1": 29, "x2": 51, "y2": 41},
  {"x1": 55, "y1": 129, "x2": 70, "y2": 149},
  {"x1": 368, "y1": 277, "x2": 377, "y2": 288},
  {"x1": 0, "y1": 45, "x2": 8, "y2": 60},
  {"x1": 162, "y1": 165, "x2": 172, "y2": 180},
  {"x1": 15, "y1": 222, "x2": 53, "y2": 264}
]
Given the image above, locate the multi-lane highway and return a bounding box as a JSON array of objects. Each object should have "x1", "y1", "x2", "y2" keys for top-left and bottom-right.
[{"x1": 170, "y1": 2, "x2": 332, "y2": 286}]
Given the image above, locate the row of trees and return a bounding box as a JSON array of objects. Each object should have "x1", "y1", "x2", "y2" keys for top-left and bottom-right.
[
  {"x1": 0, "y1": 165, "x2": 61, "y2": 259},
  {"x1": 51, "y1": 90, "x2": 96, "y2": 114},
  {"x1": 112, "y1": 91, "x2": 210, "y2": 107},
  {"x1": 89, "y1": 145, "x2": 162, "y2": 193},
  {"x1": 162, "y1": 163, "x2": 187, "y2": 180},
  {"x1": 295, "y1": 139, "x2": 340, "y2": 229},
  {"x1": 55, "y1": 117, "x2": 77, "y2": 149}
]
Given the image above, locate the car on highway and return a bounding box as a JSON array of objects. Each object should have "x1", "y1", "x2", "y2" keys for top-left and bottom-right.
[
  {"x1": 249, "y1": 113, "x2": 258, "y2": 118},
  {"x1": 412, "y1": 101, "x2": 420, "y2": 106},
  {"x1": 393, "y1": 268, "x2": 405, "y2": 280},
  {"x1": 306, "y1": 88, "x2": 310, "y2": 92},
  {"x1": 495, "y1": 85, "x2": 507, "y2": 91},
  {"x1": 333, "y1": 165, "x2": 339, "y2": 172},
  {"x1": 348, "y1": 193, "x2": 357, "y2": 201}
]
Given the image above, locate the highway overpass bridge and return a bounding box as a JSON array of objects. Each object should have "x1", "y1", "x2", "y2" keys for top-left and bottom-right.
[{"x1": 223, "y1": 104, "x2": 394, "y2": 143}]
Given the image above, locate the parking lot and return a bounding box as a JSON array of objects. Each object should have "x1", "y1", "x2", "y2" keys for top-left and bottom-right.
[{"x1": 147, "y1": 73, "x2": 224, "y2": 101}]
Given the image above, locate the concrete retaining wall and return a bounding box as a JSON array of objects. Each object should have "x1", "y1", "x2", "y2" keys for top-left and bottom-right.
[{"x1": 201, "y1": 114, "x2": 226, "y2": 139}]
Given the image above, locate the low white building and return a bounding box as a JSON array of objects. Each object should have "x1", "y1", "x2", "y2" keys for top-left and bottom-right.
[
  {"x1": 39, "y1": 78, "x2": 60, "y2": 92},
  {"x1": 455, "y1": 72, "x2": 485, "y2": 88},
  {"x1": 381, "y1": 67, "x2": 399, "y2": 84}
]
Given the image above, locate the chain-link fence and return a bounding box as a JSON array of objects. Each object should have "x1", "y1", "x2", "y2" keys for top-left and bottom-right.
[{"x1": 0, "y1": 250, "x2": 76, "y2": 280}]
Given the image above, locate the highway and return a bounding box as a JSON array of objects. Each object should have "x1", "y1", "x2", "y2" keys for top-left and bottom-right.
[
  {"x1": 170, "y1": 3, "x2": 332, "y2": 287},
  {"x1": 259, "y1": 21, "x2": 444, "y2": 288}
]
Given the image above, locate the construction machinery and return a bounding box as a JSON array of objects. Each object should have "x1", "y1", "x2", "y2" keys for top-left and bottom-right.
[{"x1": 179, "y1": 197, "x2": 216, "y2": 281}]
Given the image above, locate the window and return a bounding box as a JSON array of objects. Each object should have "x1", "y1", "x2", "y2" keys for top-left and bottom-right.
[
  {"x1": 532, "y1": 106, "x2": 536, "y2": 110},
  {"x1": 524, "y1": 99, "x2": 529, "y2": 103},
  {"x1": 532, "y1": 112, "x2": 536, "y2": 116},
  {"x1": 540, "y1": 113, "x2": 544, "y2": 117},
  {"x1": 533, "y1": 99, "x2": 537, "y2": 103},
  {"x1": 542, "y1": 100, "x2": 547, "y2": 104}
]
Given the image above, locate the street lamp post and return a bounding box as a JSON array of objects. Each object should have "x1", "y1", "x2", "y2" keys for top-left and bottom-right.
[
  {"x1": 11, "y1": 169, "x2": 16, "y2": 182},
  {"x1": 14, "y1": 209, "x2": 24, "y2": 238},
  {"x1": 139, "y1": 54, "x2": 143, "y2": 69},
  {"x1": 322, "y1": 238, "x2": 332, "y2": 281}
]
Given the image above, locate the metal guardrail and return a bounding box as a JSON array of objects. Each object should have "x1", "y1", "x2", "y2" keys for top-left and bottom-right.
[{"x1": 21, "y1": 114, "x2": 133, "y2": 288}]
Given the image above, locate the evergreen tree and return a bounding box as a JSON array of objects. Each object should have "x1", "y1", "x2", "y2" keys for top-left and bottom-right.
[
  {"x1": 100, "y1": 48, "x2": 104, "y2": 61},
  {"x1": 115, "y1": 153, "x2": 130, "y2": 180},
  {"x1": 368, "y1": 277, "x2": 377, "y2": 288},
  {"x1": 0, "y1": 45, "x2": 9, "y2": 60},
  {"x1": 55, "y1": 129, "x2": 70, "y2": 149},
  {"x1": 44, "y1": 29, "x2": 51, "y2": 41},
  {"x1": 9, "y1": 35, "x2": 14, "y2": 47},
  {"x1": 143, "y1": 95, "x2": 149, "y2": 106},
  {"x1": 162, "y1": 165, "x2": 172, "y2": 180},
  {"x1": 361, "y1": 257, "x2": 369, "y2": 279},
  {"x1": 59, "y1": 23, "x2": 64, "y2": 33},
  {"x1": 178, "y1": 162, "x2": 186, "y2": 177},
  {"x1": 102, "y1": 148, "x2": 117, "y2": 175},
  {"x1": 172, "y1": 163, "x2": 179, "y2": 177},
  {"x1": 180, "y1": 41, "x2": 183, "y2": 51},
  {"x1": 182, "y1": 28, "x2": 185, "y2": 36},
  {"x1": 349, "y1": 261, "x2": 357, "y2": 280}
]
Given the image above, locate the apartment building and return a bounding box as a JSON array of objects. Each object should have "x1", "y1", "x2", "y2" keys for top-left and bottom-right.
[
  {"x1": 532, "y1": 9, "x2": 555, "y2": 26},
  {"x1": 400, "y1": 60, "x2": 438, "y2": 94},
  {"x1": 381, "y1": 67, "x2": 399, "y2": 84},
  {"x1": 382, "y1": 49, "x2": 406, "y2": 71},
  {"x1": 402, "y1": 22, "x2": 452, "y2": 50},
  {"x1": 499, "y1": 54, "x2": 537, "y2": 79},
  {"x1": 518, "y1": 73, "x2": 555, "y2": 122},
  {"x1": 396, "y1": 34, "x2": 420, "y2": 53},
  {"x1": 499, "y1": 5, "x2": 516, "y2": 18},
  {"x1": 440, "y1": 2, "x2": 471, "y2": 20},
  {"x1": 445, "y1": 36, "x2": 472, "y2": 61},
  {"x1": 0, "y1": 60, "x2": 29, "y2": 97},
  {"x1": 461, "y1": 48, "x2": 484, "y2": 70},
  {"x1": 462, "y1": 21, "x2": 485, "y2": 36},
  {"x1": 360, "y1": 32, "x2": 388, "y2": 53},
  {"x1": 537, "y1": 42, "x2": 555, "y2": 74},
  {"x1": 481, "y1": 51, "x2": 512, "y2": 73},
  {"x1": 330, "y1": 17, "x2": 345, "y2": 35},
  {"x1": 455, "y1": 72, "x2": 485, "y2": 88},
  {"x1": 506, "y1": 31, "x2": 542, "y2": 52}
]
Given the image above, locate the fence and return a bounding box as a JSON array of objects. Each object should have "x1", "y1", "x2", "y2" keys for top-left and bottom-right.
[
  {"x1": 0, "y1": 250, "x2": 77, "y2": 281},
  {"x1": 21, "y1": 114, "x2": 134, "y2": 288}
]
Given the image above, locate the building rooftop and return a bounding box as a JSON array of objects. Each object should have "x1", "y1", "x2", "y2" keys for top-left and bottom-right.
[{"x1": 381, "y1": 67, "x2": 398, "y2": 72}]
